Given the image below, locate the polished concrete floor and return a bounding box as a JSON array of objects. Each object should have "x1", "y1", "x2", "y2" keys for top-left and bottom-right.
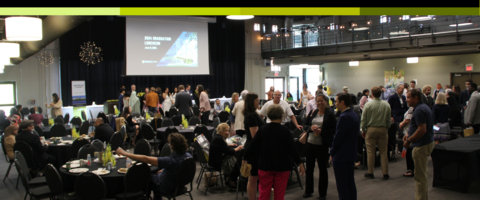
[{"x1": 1, "y1": 147, "x2": 480, "y2": 200}]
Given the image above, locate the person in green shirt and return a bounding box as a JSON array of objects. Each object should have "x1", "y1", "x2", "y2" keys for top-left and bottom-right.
[{"x1": 285, "y1": 92, "x2": 293, "y2": 102}]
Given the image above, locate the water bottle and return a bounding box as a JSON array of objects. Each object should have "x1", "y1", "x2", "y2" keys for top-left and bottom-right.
[
  {"x1": 401, "y1": 148, "x2": 407, "y2": 158},
  {"x1": 87, "y1": 154, "x2": 91, "y2": 166},
  {"x1": 103, "y1": 141, "x2": 106, "y2": 150},
  {"x1": 107, "y1": 162, "x2": 113, "y2": 172},
  {"x1": 126, "y1": 158, "x2": 131, "y2": 168}
]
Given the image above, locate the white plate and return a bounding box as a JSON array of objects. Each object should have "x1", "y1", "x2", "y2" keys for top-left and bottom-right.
[
  {"x1": 69, "y1": 168, "x2": 89, "y2": 173},
  {"x1": 70, "y1": 160, "x2": 80, "y2": 164},
  {"x1": 92, "y1": 170, "x2": 110, "y2": 175},
  {"x1": 62, "y1": 163, "x2": 80, "y2": 169},
  {"x1": 117, "y1": 168, "x2": 128, "y2": 174}
]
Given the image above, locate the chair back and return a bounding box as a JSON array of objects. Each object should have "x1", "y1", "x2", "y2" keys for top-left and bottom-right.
[
  {"x1": 188, "y1": 116, "x2": 201, "y2": 126},
  {"x1": 193, "y1": 126, "x2": 209, "y2": 140},
  {"x1": 91, "y1": 139, "x2": 105, "y2": 151},
  {"x1": 150, "y1": 118, "x2": 162, "y2": 130},
  {"x1": 97, "y1": 112, "x2": 108, "y2": 124},
  {"x1": 173, "y1": 157, "x2": 196, "y2": 195},
  {"x1": 71, "y1": 117, "x2": 82, "y2": 127},
  {"x1": 193, "y1": 141, "x2": 207, "y2": 165},
  {"x1": 119, "y1": 126, "x2": 126, "y2": 141},
  {"x1": 124, "y1": 162, "x2": 151, "y2": 195},
  {"x1": 160, "y1": 143, "x2": 171, "y2": 157},
  {"x1": 75, "y1": 172, "x2": 106, "y2": 200},
  {"x1": 54, "y1": 116, "x2": 64, "y2": 125},
  {"x1": 299, "y1": 110, "x2": 306, "y2": 122},
  {"x1": 15, "y1": 151, "x2": 33, "y2": 181},
  {"x1": 79, "y1": 121, "x2": 90, "y2": 135},
  {"x1": 211, "y1": 117, "x2": 220, "y2": 129},
  {"x1": 290, "y1": 106, "x2": 296, "y2": 113},
  {"x1": 161, "y1": 118, "x2": 174, "y2": 127},
  {"x1": 192, "y1": 107, "x2": 200, "y2": 117},
  {"x1": 14, "y1": 160, "x2": 32, "y2": 195},
  {"x1": 219, "y1": 111, "x2": 229, "y2": 122},
  {"x1": 45, "y1": 164, "x2": 64, "y2": 197},
  {"x1": 14, "y1": 141, "x2": 36, "y2": 170},
  {"x1": 295, "y1": 116, "x2": 303, "y2": 126},
  {"x1": 42, "y1": 118, "x2": 49, "y2": 127},
  {"x1": 78, "y1": 144, "x2": 99, "y2": 159},
  {"x1": 164, "y1": 127, "x2": 179, "y2": 143},
  {"x1": 89, "y1": 110, "x2": 94, "y2": 121},
  {"x1": 71, "y1": 138, "x2": 90, "y2": 159},
  {"x1": 110, "y1": 132, "x2": 124, "y2": 151},
  {"x1": 158, "y1": 107, "x2": 164, "y2": 118},
  {"x1": 168, "y1": 108, "x2": 178, "y2": 118},
  {"x1": 171, "y1": 115, "x2": 182, "y2": 126},
  {"x1": 64, "y1": 113, "x2": 70, "y2": 124},
  {"x1": 50, "y1": 124, "x2": 66, "y2": 137},
  {"x1": 131, "y1": 112, "x2": 141, "y2": 118},
  {"x1": 140, "y1": 123, "x2": 155, "y2": 140},
  {"x1": 81, "y1": 110, "x2": 87, "y2": 121},
  {"x1": 37, "y1": 107, "x2": 43, "y2": 114},
  {"x1": 34, "y1": 125, "x2": 44, "y2": 137},
  {"x1": 134, "y1": 139, "x2": 151, "y2": 156}
]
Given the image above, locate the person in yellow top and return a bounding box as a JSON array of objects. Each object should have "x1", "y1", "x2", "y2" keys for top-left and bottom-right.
[
  {"x1": 45, "y1": 93, "x2": 63, "y2": 118},
  {"x1": 146, "y1": 87, "x2": 159, "y2": 113}
]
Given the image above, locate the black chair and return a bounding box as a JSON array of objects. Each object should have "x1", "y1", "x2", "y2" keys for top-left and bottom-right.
[
  {"x1": 160, "y1": 143, "x2": 171, "y2": 157},
  {"x1": 34, "y1": 125, "x2": 43, "y2": 137},
  {"x1": 168, "y1": 108, "x2": 178, "y2": 118},
  {"x1": 110, "y1": 132, "x2": 124, "y2": 151},
  {"x1": 290, "y1": 106, "x2": 296, "y2": 114},
  {"x1": 163, "y1": 127, "x2": 179, "y2": 147},
  {"x1": 134, "y1": 139, "x2": 151, "y2": 156},
  {"x1": 14, "y1": 141, "x2": 38, "y2": 177},
  {"x1": 75, "y1": 172, "x2": 107, "y2": 200},
  {"x1": 223, "y1": 102, "x2": 230, "y2": 110},
  {"x1": 131, "y1": 112, "x2": 141, "y2": 118},
  {"x1": 50, "y1": 123, "x2": 66, "y2": 137},
  {"x1": 71, "y1": 138, "x2": 90, "y2": 159},
  {"x1": 188, "y1": 116, "x2": 201, "y2": 126},
  {"x1": 211, "y1": 117, "x2": 220, "y2": 129},
  {"x1": 162, "y1": 157, "x2": 196, "y2": 200},
  {"x1": 81, "y1": 110, "x2": 87, "y2": 121},
  {"x1": 54, "y1": 116, "x2": 64, "y2": 125},
  {"x1": 140, "y1": 123, "x2": 159, "y2": 156},
  {"x1": 192, "y1": 107, "x2": 200, "y2": 117},
  {"x1": 1, "y1": 135, "x2": 14, "y2": 182},
  {"x1": 194, "y1": 125, "x2": 210, "y2": 142},
  {"x1": 150, "y1": 118, "x2": 162, "y2": 130},
  {"x1": 115, "y1": 162, "x2": 151, "y2": 200},
  {"x1": 119, "y1": 125, "x2": 127, "y2": 143},
  {"x1": 218, "y1": 111, "x2": 229, "y2": 123},
  {"x1": 161, "y1": 118, "x2": 174, "y2": 127},
  {"x1": 15, "y1": 160, "x2": 51, "y2": 200},
  {"x1": 171, "y1": 115, "x2": 182, "y2": 126},
  {"x1": 89, "y1": 110, "x2": 95, "y2": 121},
  {"x1": 77, "y1": 144, "x2": 99, "y2": 159},
  {"x1": 45, "y1": 163, "x2": 76, "y2": 200},
  {"x1": 97, "y1": 112, "x2": 108, "y2": 124},
  {"x1": 79, "y1": 121, "x2": 90, "y2": 135},
  {"x1": 158, "y1": 107, "x2": 165, "y2": 118},
  {"x1": 193, "y1": 141, "x2": 224, "y2": 194},
  {"x1": 37, "y1": 107, "x2": 43, "y2": 114},
  {"x1": 14, "y1": 151, "x2": 48, "y2": 189},
  {"x1": 70, "y1": 117, "x2": 82, "y2": 129},
  {"x1": 64, "y1": 113, "x2": 70, "y2": 124},
  {"x1": 42, "y1": 118, "x2": 49, "y2": 127},
  {"x1": 91, "y1": 139, "x2": 105, "y2": 152}
]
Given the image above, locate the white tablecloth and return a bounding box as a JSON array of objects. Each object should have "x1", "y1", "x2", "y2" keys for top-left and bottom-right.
[{"x1": 86, "y1": 105, "x2": 104, "y2": 120}]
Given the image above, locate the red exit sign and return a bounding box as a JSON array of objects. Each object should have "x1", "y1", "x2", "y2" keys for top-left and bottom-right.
[{"x1": 466, "y1": 64, "x2": 473, "y2": 71}]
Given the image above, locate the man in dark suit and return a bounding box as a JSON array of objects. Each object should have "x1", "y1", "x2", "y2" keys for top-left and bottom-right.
[
  {"x1": 15, "y1": 120, "x2": 56, "y2": 170},
  {"x1": 175, "y1": 85, "x2": 193, "y2": 120},
  {"x1": 90, "y1": 118, "x2": 114, "y2": 143},
  {"x1": 388, "y1": 84, "x2": 408, "y2": 152},
  {"x1": 421, "y1": 85, "x2": 434, "y2": 110},
  {"x1": 331, "y1": 92, "x2": 359, "y2": 200},
  {"x1": 459, "y1": 79, "x2": 473, "y2": 109}
]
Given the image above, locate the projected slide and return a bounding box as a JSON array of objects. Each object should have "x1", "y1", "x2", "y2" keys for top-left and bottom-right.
[
  {"x1": 126, "y1": 17, "x2": 210, "y2": 76},
  {"x1": 157, "y1": 31, "x2": 198, "y2": 67}
]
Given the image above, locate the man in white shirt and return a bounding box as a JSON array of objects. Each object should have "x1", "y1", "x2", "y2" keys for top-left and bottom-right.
[
  {"x1": 232, "y1": 90, "x2": 249, "y2": 137},
  {"x1": 260, "y1": 90, "x2": 302, "y2": 130}
]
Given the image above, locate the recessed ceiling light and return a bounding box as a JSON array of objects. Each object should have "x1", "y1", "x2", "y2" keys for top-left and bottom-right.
[{"x1": 226, "y1": 15, "x2": 254, "y2": 20}]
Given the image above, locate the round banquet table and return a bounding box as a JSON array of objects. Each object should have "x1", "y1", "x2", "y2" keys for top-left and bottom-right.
[
  {"x1": 156, "y1": 126, "x2": 214, "y2": 143},
  {"x1": 41, "y1": 125, "x2": 78, "y2": 139},
  {"x1": 47, "y1": 136, "x2": 91, "y2": 168},
  {"x1": 59, "y1": 158, "x2": 157, "y2": 198}
]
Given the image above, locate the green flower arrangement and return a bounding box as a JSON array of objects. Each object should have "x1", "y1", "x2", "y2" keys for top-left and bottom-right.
[{"x1": 181, "y1": 114, "x2": 189, "y2": 128}]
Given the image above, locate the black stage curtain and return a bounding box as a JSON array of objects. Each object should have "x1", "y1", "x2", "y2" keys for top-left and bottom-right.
[{"x1": 60, "y1": 16, "x2": 245, "y2": 106}]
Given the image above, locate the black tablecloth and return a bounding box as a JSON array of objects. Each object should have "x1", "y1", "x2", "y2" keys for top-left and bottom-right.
[
  {"x1": 41, "y1": 125, "x2": 77, "y2": 138},
  {"x1": 59, "y1": 158, "x2": 157, "y2": 198},
  {"x1": 431, "y1": 134, "x2": 480, "y2": 193}
]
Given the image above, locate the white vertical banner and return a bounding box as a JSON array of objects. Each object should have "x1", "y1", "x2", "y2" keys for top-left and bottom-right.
[{"x1": 71, "y1": 80, "x2": 86, "y2": 106}]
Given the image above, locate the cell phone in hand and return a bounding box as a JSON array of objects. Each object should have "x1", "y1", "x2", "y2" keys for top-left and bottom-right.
[{"x1": 433, "y1": 126, "x2": 440, "y2": 131}]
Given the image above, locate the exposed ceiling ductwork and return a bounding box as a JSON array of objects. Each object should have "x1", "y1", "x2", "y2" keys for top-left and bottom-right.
[{"x1": 1, "y1": 16, "x2": 93, "y2": 65}]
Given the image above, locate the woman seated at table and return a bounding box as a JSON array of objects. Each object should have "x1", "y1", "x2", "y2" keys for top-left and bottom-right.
[
  {"x1": 209, "y1": 123, "x2": 244, "y2": 189},
  {"x1": 3, "y1": 125, "x2": 19, "y2": 161},
  {"x1": 120, "y1": 106, "x2": 139, "y2": 144},
  {"x1": 8, "y1": 107, "x2": 21, "y2": 126},
  {"x1": 116, "y1": 133, "x2": 192, "y2": 200}
]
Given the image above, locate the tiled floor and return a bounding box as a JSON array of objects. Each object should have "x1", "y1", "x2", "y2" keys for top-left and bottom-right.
[{"x1": 1, "y1": 148, "x2": 480, "y2": 200}]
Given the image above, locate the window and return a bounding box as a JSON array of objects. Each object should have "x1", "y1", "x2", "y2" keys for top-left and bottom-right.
[
  {"x1": 330, "y1": 23, "x2": 336, "y2": 30},
  {"x1": 263, "y1": 24, "x2": 266, "y2": 33},
  {"x1": 380, "y1": 15, "x2": 390, "y2": 23},
  {"x1": 402, "y1": 15, "x2": 410, "y2": 20},
  {"x1": 272, "y1": 25, "x2": 278, "y2": 33},
  {"x1": 254, "y1": 23, "x2": 260, "y2": 31},
  {"x1": 0, "y1": 81, "x2": 16, "y2": 115}
]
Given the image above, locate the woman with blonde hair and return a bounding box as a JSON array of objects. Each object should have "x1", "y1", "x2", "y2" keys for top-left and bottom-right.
[{"x1": 432, "y1": 92, "x2": 450, "y2": 144}]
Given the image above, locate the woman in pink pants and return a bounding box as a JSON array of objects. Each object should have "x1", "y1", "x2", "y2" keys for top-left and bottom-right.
[{"x1": 243, "y1": 104, "x2": 305, "y2": 200}]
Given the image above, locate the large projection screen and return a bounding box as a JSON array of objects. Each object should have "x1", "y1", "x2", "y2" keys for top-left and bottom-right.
[{"x1": 126, "y1": 17, "x2": 210, "y2": 76}]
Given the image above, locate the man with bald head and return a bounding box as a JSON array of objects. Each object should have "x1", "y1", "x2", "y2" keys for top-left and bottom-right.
[
  {"x1": 260, "y1": 90, "x2": 302, "y2": 130},
  {"x1": 89, "y1": 118, "x2": 114, "y2": 143}
]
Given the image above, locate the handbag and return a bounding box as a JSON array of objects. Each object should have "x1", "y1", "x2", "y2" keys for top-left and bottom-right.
[
  {"x1": 221, "y1": 155, "x2": 237, "y2": 175},
  {"x1": 240, "y1": 162, "x2": 252, "y2": 178},
  {"x1": 299, "y1": 131, "x2": 308, "y2": 144},
  {"x1": 204, "y1": 172, "x2": 218, "y2": 187},
  {"x1": 464, "y1": 127, "x2": 474, "y2": 137}
]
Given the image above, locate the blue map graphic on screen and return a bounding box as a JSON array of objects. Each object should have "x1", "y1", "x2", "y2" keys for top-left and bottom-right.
[{"x1": 157, "y1": 31, "x2": 198, "y2": 67}]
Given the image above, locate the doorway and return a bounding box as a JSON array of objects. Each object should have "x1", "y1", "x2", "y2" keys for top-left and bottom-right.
[
  {"x1": 265, "y1": 77, "x2": 285, "y2": 99},
  {"x1": 290, "y1": 77, "x2": 300, "y2": 101}
]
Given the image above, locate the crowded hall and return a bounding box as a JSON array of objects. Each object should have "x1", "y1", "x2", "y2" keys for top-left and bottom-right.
[{"x1": 2, "y1": 11, "x2": 480, "y2": 200}]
